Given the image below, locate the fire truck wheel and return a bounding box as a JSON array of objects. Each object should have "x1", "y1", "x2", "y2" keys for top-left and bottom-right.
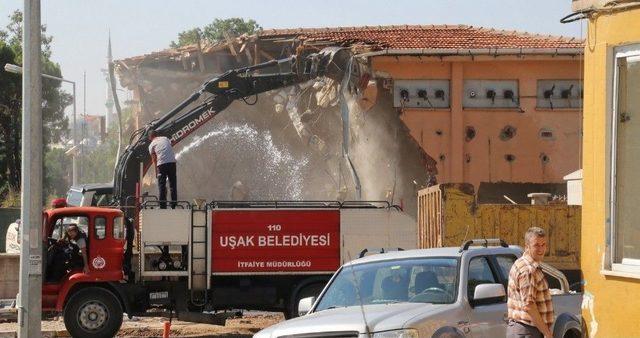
[
  {"x1": 63, "y1": 287, "x2": 123, "y2": 338},
  {"x1": 288, "y1": 283, "x2": 324, "y2": 319}
]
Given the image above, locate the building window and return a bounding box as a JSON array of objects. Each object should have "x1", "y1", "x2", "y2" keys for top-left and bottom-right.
[
  {"x1": 610, "y1": 44, "x2": 640, "y2": 274},
  {"x1": 463, "y1": 80, "x2": 519, "y2": 109},
  {"x1": 536, "y1": 80, "x2": 583, "y2": 109},
  {"x1": 393, "y1": 80, "x2": 451, "y2": 109}
]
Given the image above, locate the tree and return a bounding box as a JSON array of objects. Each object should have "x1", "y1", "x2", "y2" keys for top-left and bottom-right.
[
  {"x1": 80, "y1": 105, "x2": 136, "y2": 184},
  {"x1": 170, "y1": 18, "x2": 262, "y2": 48},
  {"x1": 0, "y1": 42, "x2": 21, "y2": 200},
  {"x1": 81, "y1": 135, "x2": 118, "y2": 184},
  {"x1": 170, "y1": 28, "x2": 202, "y2": 48},
  {"x1": 0, "y1": 10, "x2": 72, "y2": 206},
  {"x1": 44, "y1": 147, "x2": 72, "y2": 200},
  {"x1": 202, "y1": 18, "x2": 262, "y2": 42}
]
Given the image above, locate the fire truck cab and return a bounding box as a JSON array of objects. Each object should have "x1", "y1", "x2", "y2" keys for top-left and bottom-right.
[{"x1": 41, "y1": 206, "x2": 142, "y2": 338}]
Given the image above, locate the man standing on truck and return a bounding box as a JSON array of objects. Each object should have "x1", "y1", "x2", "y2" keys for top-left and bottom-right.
[
  {"x1": 506, "y1": 227, "x2": 554, "y2": 338},
  {"x1": 148, "y1": 129, "x2": 178, "y2": 208}
]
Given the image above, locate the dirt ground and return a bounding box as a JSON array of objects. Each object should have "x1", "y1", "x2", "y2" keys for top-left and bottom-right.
[{"x1": 0, "y1": 312, "x2": 284, "y2": 337}]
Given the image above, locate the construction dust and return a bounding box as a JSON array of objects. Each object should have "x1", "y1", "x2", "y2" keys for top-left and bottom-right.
[
  {"x1": 138, "y1": 61, "x2": 435, "y2": 218},
  {"x1": 175, "y1": 123, "x2": 309, "y2": 200}
]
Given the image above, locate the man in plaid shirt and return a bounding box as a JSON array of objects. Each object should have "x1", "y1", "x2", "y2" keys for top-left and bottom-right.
[{"x1": 507, "y1": 227, "x2": 554, "y2": 338}]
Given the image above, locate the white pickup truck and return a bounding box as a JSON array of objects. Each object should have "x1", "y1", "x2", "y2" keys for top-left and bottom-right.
[{"x1": 255, "y1": 239, "x2": 583, "y2": 338}]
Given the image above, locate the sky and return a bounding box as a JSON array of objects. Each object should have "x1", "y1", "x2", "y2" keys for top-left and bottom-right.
[{"x1": 0, "y1": 0, "x2": 584, "y2": 119}]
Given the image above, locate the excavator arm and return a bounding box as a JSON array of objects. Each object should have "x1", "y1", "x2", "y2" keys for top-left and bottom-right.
[{"x1": 113, "y1": 47, "x2": 352, "y2": 212}]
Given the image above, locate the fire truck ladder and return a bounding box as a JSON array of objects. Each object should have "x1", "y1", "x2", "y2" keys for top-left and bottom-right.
[{"x1": 189, "y1": 207, "x2": 209, "y2": 306}]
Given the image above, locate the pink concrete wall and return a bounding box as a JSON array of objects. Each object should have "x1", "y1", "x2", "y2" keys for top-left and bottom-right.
[{"x1": 372, "y1": 56, "x2": 582, "y2": 188}]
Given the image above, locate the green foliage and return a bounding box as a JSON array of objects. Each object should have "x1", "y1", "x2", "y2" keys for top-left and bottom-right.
[
  {"x1": 0, "y1": 189, "x2": 20, "y2": 208},
  {"x1": 170, "y1": 28, "x2": 202, "y2": 49},
  {"x1": 170, "y1": 18, "x2": 262, "y2": 48},
  {"x1": 0, "y1": 10, "x2": 72, "y2": 206},
  {"x1": 79, "y1": 103, "x2": 136, "y2": 184},
  {"x1": 81, "y1": 134, "x2": 118, "y2": 184},
  {"x1": 0, "y1": 40, "x2": 21, "y2": 202},
  {"x1": 44, "y1": 147, "x2": 71, "y2": 199},
  {"x1": 4, "y1": 10, "x2": 54, "y2": 61},
  {"x1": 202, "y1": 18, "x2": 262, "y2": 42}
]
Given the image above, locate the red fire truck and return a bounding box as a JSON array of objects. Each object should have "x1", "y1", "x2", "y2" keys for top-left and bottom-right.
[
  {"x1": 43, "y1": 201, "x2": 415, "y2": 338},
  {"x1": 41, "y1": 47, "x2": 420, "y2": 337}
]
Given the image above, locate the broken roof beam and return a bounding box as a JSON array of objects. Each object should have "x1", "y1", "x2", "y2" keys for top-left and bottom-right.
[
  {"x1": 223, "y1": 31, "x2": 243, "y2": 63},
  {"x1": 254, "y1": 41, "x2": 260, "y2": 65},
  {"x1": 239, "y1": 41, "x2": 254, "y2": 65},
  {"x1": 258, "y1": 49, "x2": 276, "y2": 62},
  {"x1": 196, "y1": 36, "x2": 206, "y2": 72}
]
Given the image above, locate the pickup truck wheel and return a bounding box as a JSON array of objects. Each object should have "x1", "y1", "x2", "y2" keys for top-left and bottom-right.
[
  {"x1": 287, "y1": 283, "x2": 324, "y2": 319},
  {"x1": 63, "y1": 287, "x2": 123, "y2": 338},
  {"x1": 563, "y1": 328, "x2": 581, "y2": 338},
  {"x1": 432, "y1": 326, "x2": 465, "y2": 338}
]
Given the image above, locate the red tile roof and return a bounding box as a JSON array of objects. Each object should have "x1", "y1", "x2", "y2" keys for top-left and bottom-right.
[
  {"x1": 117, "y1": 25, "x2": 583, "y2": 67},
  {"x1": 258, "y1": 25, "x2": 583, "y2": 50}
]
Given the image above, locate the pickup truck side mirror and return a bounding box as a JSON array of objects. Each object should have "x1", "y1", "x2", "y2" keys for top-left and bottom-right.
[
  {"x1": 471, "y1": 283, "x2": 506, "y2": 307},
  {"x1": 298, "y1": 296, "x2": 316, "y2": 316}
]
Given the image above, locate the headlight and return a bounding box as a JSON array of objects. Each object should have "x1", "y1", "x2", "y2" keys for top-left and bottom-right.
[{"x1": 371, "y1": 329, "x2": 419, "y2": 338}]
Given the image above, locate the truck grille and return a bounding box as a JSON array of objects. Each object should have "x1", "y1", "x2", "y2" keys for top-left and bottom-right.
[{"x1": 279, "y1": 332, "x2": 359, "y2": 338}]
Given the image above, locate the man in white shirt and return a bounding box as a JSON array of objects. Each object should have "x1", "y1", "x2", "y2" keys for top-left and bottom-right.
[{"x1": 148, "y1": 130, "x2": 177, "y2": 208}]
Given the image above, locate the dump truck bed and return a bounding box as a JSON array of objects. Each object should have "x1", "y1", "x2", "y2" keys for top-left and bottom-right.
[{"x1": 418, "y1": 183, "x2": 580, "y2": 271}]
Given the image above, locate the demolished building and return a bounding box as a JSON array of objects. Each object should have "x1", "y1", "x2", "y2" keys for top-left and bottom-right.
[{"x1": 114, "y1": 25, "x2": 584, "y2": 218}]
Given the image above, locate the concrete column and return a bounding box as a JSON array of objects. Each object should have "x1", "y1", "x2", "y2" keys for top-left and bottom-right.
[
  {"x1": 18, "y1": 0, "x2": 43, "y2": 336},
  {"x1": 449, "y1": 62, "x2": 464, "y2": 182}
]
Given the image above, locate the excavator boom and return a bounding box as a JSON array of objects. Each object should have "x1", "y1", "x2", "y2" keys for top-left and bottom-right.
[{"x1": 113, "y1": 47, "x2": 353, "y2": 214}]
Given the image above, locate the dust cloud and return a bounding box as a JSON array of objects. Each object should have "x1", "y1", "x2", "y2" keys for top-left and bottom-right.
[
  {"x1": 139, "y1": 66, "x2": 435, "y2": 218},
  {"x1": 341, "y1": 81, "x2": 436, "y2": 217}
]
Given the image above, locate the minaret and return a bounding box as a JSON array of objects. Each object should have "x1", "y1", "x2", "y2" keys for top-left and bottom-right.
[{"x1": 104, "y1": 31, "x2": 115, "y2": 128}]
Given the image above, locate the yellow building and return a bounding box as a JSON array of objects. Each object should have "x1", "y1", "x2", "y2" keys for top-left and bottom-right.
[{"x1": 573, "y1": 1, "x2": 640, "y2": 336}]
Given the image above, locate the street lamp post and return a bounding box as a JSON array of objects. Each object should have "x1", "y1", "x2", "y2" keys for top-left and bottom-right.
[{"x1": 4, "y1": 63, "x2": 79, "y2": 185}]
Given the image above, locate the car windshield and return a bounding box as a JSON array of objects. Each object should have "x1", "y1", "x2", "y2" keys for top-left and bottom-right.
[
  {"x1": 66, "y1": 189, "x2": 83, "y2": 207},
  {"x1": 315, "y1": 257, "x2": 458, "y2": 311},
  {"x1": 92, "y1": 192, "x2": 113, "y2": 206}
]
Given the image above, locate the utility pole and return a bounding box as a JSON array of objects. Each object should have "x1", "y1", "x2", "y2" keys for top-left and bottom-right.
[
  {"x1": 72, "y1": 80, "x2": 78, "y2": 185},
  {"x1": 17, "y1": 0, "x2": 42, "y2": 336},
  {"x1": 80, "y1": 70, "x2": 86, "y2": 182}
]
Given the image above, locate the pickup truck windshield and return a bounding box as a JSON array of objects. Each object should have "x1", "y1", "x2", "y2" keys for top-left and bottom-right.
[{"x1": 315, "y1": 257, "x2": 458, "y2": 311}]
